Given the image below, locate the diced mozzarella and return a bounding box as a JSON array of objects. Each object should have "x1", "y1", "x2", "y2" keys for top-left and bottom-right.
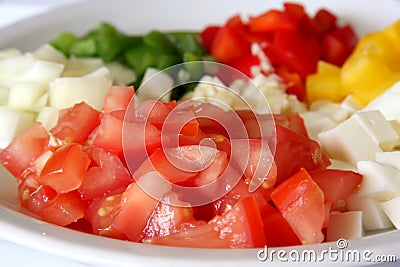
[
  {"x1": 341, "y1": 95, "x2": 363, "y2": 114},
  {"x1": 0, "y1": 107, "x2": 35, "y2": 149},
  {"x1": 381, "y1": 197, "x2": 400, "y2": 229},
  {"x1": 353, "y1": 110, "x2": 399, "y2": 151},
  {"x1": 347, "y1": 194, "x2": 393, "y2": 231},
  {"x1": 7, "y1": 81, "x2": 47, "y2": 111},
  {"x1": 376, "y1": 151, "x2": 400, "y2": 171},
  {"x1": 137, "y1": 67, "x2": 173, "y2": 103},
  {"x1": 327, "y1": 159, "x2": 358, "y2": 172},
  {"x1": 356, "y1": 160, "x2": 400, "y2": 201},
  {"x1": 49, "y1": 67, "x2": 112, "y2": 110},
  {"x1": 300, "y1": 111, "x2": 337, "y2": 141},
  {"x1": 326, "y1": 211, "x2": 364, "y2": 242},
  {"x1": 318, "y1": 116, "x2": 382, "y2": 166},
  {"x1": 36, "y1": 106, "x2": 59, "y2": 130},
  {"x1": 363, "y1": 80, "x2": 400, "y2": 121}
]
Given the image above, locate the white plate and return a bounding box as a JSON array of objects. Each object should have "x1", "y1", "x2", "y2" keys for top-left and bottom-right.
[{"x1": 1, "y1": 0, "x2": 400, "y2": 266}]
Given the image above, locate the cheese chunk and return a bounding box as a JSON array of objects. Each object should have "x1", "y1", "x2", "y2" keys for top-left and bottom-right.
[
  {"x1": 357, "y1": 160, "x2": 400, "y2": 201},
  {"x1": 381, "y1": 197, "x2": 400, "y2": 229},
  {"x1": 326, "y1": 211, "x2": 364, "y2": 242},
  {"x1": 347, "y1": 194, "x2": 393, "y2": 231}
]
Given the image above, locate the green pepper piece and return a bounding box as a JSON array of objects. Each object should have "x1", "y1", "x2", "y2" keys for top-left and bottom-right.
[
  {"x1": 69, "y1": 37, "x2": 98, "y2": 57},
  {"x1": 143, "y1": 31, "x2": 178, "y2": 55},
  {"x1": 124, "y1": 42, "x2": 161, "y2": 80},
  {"x1": 157, "y1": 54, "x2": 182, "y2": 70},
  {"x1": 51, "y1": 32, "x2": 78, "y2": 56},
  {"x1": 183, "y1": 52, "x2": 204, "y2": 79}
]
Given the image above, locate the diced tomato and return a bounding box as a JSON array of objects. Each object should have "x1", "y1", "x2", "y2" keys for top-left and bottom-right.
[
  {"x1": 213, "y1": 178, "x2": 273, "y2": 216},
  {"x1": 39, "y1": 191, "x2": 86, "y2": 226},
  {"x1": 192, "y1": 149, "x2": 228, "y2": 187},
  {"x1": 270, "y1": 168, "x2": 325, "y2": 244},
  {"x1": 79, "y1": 147, "x2": 133, "y2": 200},
  {"x1": 260, "y1": 203, "x2": 301, "y2": 247},
  {"x1": 231, "y1": 139, "x2": 277, "y2": 190},
  {"x1": 133, "y1": 147, "x2": 198, "y2": 184},
  {"x1": 249, "y1": 10, "x2": 298, "y2": 33},
  {"x1": 101, "y1": 85, "x2": 135, "y2": 113},
  {"x1": 274, "y1": 125, "x2": 330, "y2": 184},
  {"x1": 0, "y1": 122, "x2": 49, "y2": 178},
  {"x1": 85, "y1": 194, "x2": 127, "y2": 239},
  {"x1": 93, "y1": 112, "x2": 124, "y2": 153},
  {"x1": 123, "y1": 121, "x2": 163, "y2": 171},
  {"x1": 144, "y1": 195, "x2": 266, "y2": 248},
  {"x1": 38, "y1": 143, "x2": 90, "y2": 193},
  {"x1": 142, "y1": 192, "x2": 204, "y2": 240},
  {"x1": 112, "y1": 177, "x2": 171, "y2": 241},
  {"x1": 133, "y1": 99, "x2": 177, "y2": 129},
  {"x1": 20, "y1": 182, "x2": 57, "y2": 214},
  {"x1": 51, "y1": 102, "x2": 100, "y2": 144},
  {"x1": 200, "y1": 25, "x2": 221, "y2": 53},
  {"x1": 309, "y1": 169, "x2": 362, "y2": 226}
]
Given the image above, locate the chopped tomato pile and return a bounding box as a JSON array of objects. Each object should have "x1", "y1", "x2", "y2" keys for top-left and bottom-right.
[
  {"x1": 200, "y1": 2, "x2": 358, "y2": 101},
  {"x1": 0, "y1": 84, "x2": 362, "y2": 248}
]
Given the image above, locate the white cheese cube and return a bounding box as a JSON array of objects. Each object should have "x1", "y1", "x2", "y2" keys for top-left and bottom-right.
[
  {"x1": 62, "y1": 57, "x2": 104, "y2": 77},
  {"x1": 353, "y1": 110, "x2": 399, "y2": 151},
  {"x1": 7, "y1": 81, "x2": 47, "y2": 111},
  {"x1": 0, "y1": 107, "x2": 35, "y2": 149},
  {"x1": 326, "y1": 211, "x2": 364, "y2": 242},
  {"x1": 341, "y1": 95, "x2": 363, "y2": 114},
  {"x1": 376, "y1": 151, "x2": 400, "y2": 171},
  {"x1": 105, "y1": 61, "x2": 136, "y2": 86},
  {"x1": 49, "y1": 67, "x2": 112, "y2": 110},
  {"x1": 36, "y1": 106, "x2": 59, "y2": 130},
  {"x1": 300, "y1": 111, "x2": 337, "y2": 141},
  {"x1": 357, "y1": 160, "x2": 400, "y2": 201},
  {"x1": 363, "y1": 80, "x2": 400, "y2": 121},
  {"x1": 381, "y1": 197, "x2": 400, "y2": 229},
  {"x1": 318, "y1": 117, "x2": 382, "y2": 166},
  {"x1": 0, "y1": 53, "x2": 36, "y2": 88},
  {"x1": 347, "y1": 194, "x2": 393, "y2": 231}
]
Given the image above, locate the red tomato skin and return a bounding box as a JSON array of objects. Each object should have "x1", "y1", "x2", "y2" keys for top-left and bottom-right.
[
  {"x1": 313, "y1": 9, "x2": 338, "y2": 35},
  {"x1": 93, "y1": 112, "x2": 124, "y2": 153},
  {"x1": 101, "y1": 85, "x2": 135, "y2": 113},
  {"x1": 51, "y1": 102, "x2": 100, "y2": 144},
  {"x1": 78, "y1": 147, "x2": 133, "y2": 200},
  {"x1": 39, "y1": 191, "x2": 86, "y2": 226},
  {"x1": 309, "y1": 169, "x2": 362, "y2": 227},
  {"x1": 85, "y1": 194, "x2": 128, "y2": 239},
  {"x1": 274, "y1": 125, "x2": 330, "y2": 184},
  {"x1": 39, "y1": 143, "x2": 90, "y2": 193},
  {"x1": 144, "y1": 195, "x2": 266, "y2": 248},
  {"x1": 271, "y1": 168, "x2": 325, "y2": 244},
  {"x1": 260, "y1": 203, "x2": 301, "y2": 247},
  {"x1": 0, "y1": 122, "x2": 49, "y2": 178}
]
